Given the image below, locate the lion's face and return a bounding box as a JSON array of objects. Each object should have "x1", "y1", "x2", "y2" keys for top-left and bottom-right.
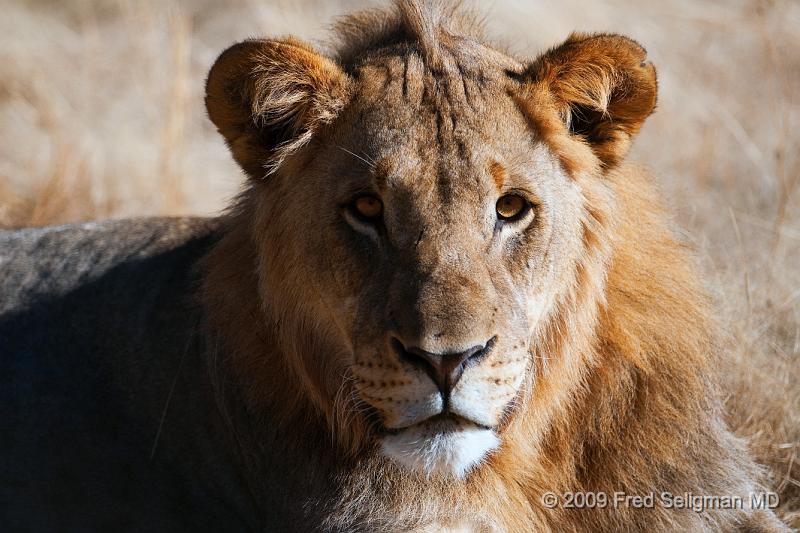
[
  {"x1": 206, "y1": 25, "x2": 655, "y2": 478},
  {"x1": 253, "y1": 51, "x2": 587, "y2": 478}
]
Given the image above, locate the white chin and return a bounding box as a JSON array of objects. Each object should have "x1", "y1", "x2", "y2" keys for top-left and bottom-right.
[{"x1": 380, "y1": 422, "x2": 500, "y2": 479}]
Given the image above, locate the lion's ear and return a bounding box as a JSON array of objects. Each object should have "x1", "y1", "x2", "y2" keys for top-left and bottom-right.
[
  {"x1": 524, "y1": 33, "x2": 657, "y2": 168},
  {"x1": 205, "y1": 38, "x2": 351, "y2": 178}
]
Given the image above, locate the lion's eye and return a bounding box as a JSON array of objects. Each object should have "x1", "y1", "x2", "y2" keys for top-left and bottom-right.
[
  {"x1": 352, "y1": 195, "x2": 383, "y2": 220},
  {"x1": 496, "y1": 194, "x2": 528, "y2": 221}
]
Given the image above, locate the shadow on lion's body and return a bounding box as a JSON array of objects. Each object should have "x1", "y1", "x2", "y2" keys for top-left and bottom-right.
[{"x1": 0, "y1": 219, "x2": 257, "y2": 530}]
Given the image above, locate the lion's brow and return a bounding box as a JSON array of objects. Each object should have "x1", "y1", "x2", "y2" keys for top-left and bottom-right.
[
  {"x1": 369, "y1": 158, "x2": 394, "y2": 187},
  {"x1": 337, "y1": 147, "x2": 395, "y2": 191}
]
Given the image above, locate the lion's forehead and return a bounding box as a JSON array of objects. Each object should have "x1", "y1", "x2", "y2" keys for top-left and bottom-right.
[
  {"x1": 354, "y1": 39, "x2": 520, "y2": 108},
  {"x1": 351, "y1": 51, "x2": 528, "y2": 146}
]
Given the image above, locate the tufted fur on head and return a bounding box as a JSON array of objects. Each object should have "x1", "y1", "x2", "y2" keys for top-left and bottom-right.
[{"x1": 202, "y1": 1, "x2": 788, "y2": 531}]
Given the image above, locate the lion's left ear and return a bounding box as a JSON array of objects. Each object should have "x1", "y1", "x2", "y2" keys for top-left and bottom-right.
[
  {"x1": 524, "y1": 33, "x2": 657, "y2": 168},
  {"x1": 205, "y1": 38, "x2": 352, "y2": 178}
]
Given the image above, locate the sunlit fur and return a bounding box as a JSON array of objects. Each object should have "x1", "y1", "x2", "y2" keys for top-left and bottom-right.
[{"x1": 201, "y1": 1, "x2": 788, "y2": 530}]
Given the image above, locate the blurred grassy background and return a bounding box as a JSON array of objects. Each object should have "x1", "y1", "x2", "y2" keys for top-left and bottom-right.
[{"x1": 0, "y1": 0, "x2": 797, "y2": 523}]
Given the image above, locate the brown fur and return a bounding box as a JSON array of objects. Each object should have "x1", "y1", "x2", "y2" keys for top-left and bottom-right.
[
  {"x1": 201, "y1": 1, "x2": 789, "y2": 531},
  {"x1": 489, "y1": 161, "x2": 506, "y2": 191}
]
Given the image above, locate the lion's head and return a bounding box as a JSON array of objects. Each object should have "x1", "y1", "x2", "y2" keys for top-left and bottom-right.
[{"x1": 204, "y1": 2, "x2": 656, "y2": 479}]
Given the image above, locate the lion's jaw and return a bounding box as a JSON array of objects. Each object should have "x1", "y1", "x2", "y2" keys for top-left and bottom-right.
[{"x1": 381, "y1": 418, "x2": 501, "y2": 479}]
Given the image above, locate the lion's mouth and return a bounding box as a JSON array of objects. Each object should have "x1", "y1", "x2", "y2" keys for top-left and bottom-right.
[
  {"x1": 380, "y1": 412, "x2": 493, "y2": 435},
  {"x1": 379, "y1": 412, "x2": 501, "y2": 477}
]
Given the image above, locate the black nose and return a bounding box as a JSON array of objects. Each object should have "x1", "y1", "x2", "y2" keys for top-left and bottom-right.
[{"x1": 392, "y1": 336, "x2": 497, "y2": 396}]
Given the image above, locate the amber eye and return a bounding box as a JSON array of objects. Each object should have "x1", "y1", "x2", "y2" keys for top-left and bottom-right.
[
  {"x1": 352, "y1": 195, "x2": 383, "y2": 220},
  {"x1": 496, "y1": 194, "x2": 528, "y2": 221}
]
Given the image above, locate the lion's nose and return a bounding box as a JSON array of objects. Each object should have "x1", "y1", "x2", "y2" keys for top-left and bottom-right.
[{"x1": 391, "y1": 336, "x2": 497, "y2": 396}]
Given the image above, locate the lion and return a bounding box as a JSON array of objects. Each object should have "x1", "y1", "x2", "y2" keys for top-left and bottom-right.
[{"x1": 0, "y1": 1, "x2": 791, "y2": 531}]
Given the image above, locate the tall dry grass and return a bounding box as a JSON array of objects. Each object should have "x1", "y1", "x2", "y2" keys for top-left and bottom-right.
[{"x1": 0, "y1": 0, "x2": 797, "y2": 524}]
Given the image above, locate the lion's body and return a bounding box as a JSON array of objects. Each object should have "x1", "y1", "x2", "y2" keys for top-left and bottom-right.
[{"x1": 0, "y1": 1, "x2": 792, "y2": 531}]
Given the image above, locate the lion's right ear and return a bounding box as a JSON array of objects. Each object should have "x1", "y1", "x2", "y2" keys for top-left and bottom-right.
[
  {"x1": 205, "y1": 38, "x2": 352, "y2": 178},
  {"x1": 523, "y1": 33, "x2": 657, "y2": 169}
]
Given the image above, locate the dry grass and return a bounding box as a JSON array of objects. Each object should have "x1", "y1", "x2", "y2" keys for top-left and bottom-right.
[{"x1": 0, "y1": 0, "x2": 797, "y2": 524}]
